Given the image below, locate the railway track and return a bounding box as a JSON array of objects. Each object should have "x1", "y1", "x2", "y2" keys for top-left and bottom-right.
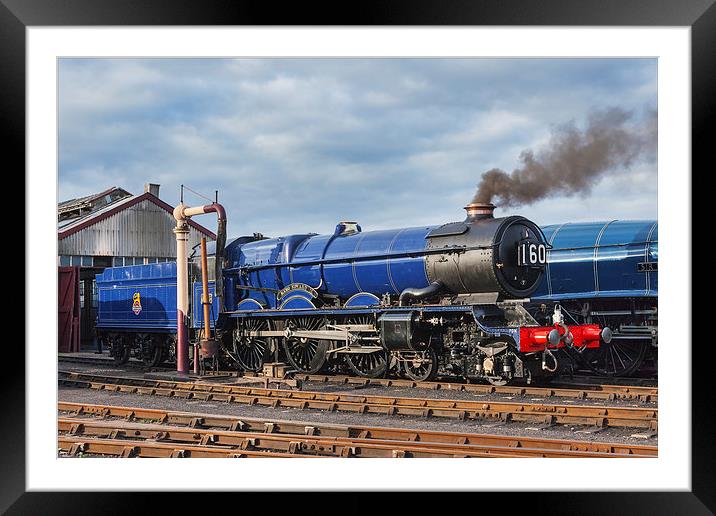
[
  {"x1": 59, "y1": 371, "x2": 658, "y2": 430},
  {"x1": 58, "y1": 436, "x2": 309, "y2": 458},
  {"x1": 57, "y1": 355, "x2": 231, "y2": 377},
  {"x1": 58, "y1": 402, "x2": 657, "y2": 458},
  {"x1": 287, "y1": 373, "x2": 658, "y2": 403},
  {"x1": 58, "y1": 354, "x2": 168, "y2": 370},
  {"x1": 59, "y1": 355, "x2": 658, "y2": 403},
  {"x1": 556, "y1": 374, "x2": 658, "y2": 389}
]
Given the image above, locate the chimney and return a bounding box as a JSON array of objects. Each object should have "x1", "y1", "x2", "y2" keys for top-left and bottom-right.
[
  {"x1": 144, "y1": 183, "x2": 160, "y2": 197},
  {"x1": 464, "y1": 202, "x2": 495, "y2": 222}
]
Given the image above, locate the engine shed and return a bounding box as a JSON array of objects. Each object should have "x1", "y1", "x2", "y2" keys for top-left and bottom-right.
[{"x1": 57, "y1": 183, "x2": 215, "y2": 349}]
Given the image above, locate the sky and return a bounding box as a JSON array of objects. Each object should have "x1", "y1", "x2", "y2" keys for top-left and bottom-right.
[{"x1": 58, "y1": 58, "x2": 657, "y2": 238}]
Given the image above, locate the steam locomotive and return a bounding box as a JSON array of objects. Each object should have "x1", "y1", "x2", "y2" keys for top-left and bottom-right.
[
  {"x1": 96, "y1": 203, "x2": 608, "y2": 385},
  {"x1": 528, "y1": 220, "x2": 658, "y2": 376}
]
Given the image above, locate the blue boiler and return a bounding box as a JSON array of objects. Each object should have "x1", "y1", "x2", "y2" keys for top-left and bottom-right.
[{"x1": 227, "y1": 208, "x2": 548, "y2": 309}]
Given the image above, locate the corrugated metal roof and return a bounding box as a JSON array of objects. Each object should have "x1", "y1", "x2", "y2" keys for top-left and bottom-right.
[
  {"x1": 58, "y1": 194, "x2": 130, "y2": 229},
  {"x1": 58, "y1": 186, "x2": 124, "y2": 209},
  {"x1": 58, "y1": 186, "x2": 132, "y2": 224},
  {"x1": 59, "y1": 193, "x2": 142, "y2": 232}
]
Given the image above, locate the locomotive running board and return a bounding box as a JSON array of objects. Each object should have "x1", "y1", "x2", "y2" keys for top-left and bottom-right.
[{"x1": 455, "y1": 292, "x2": 500, "y2": 304}]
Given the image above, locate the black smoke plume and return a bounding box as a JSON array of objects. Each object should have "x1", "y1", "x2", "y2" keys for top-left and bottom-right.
[{"x1": 473, "y1": 107, "x2": 657, "y2": 207}]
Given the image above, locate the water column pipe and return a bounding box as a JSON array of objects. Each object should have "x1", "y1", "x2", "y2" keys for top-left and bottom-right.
[
  {"x1": 198, "y1": 237, "x2": 211, "y2": 374},
  {"x1": 173, "y1": 198, "x2": 226, "y2": 375}
]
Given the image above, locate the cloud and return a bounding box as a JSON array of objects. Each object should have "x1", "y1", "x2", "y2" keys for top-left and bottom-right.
[{"x1": 58, "y1": 58, "x2": 657, "y2": 237}]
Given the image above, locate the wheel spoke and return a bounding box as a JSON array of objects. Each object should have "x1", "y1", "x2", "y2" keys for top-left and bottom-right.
[
  {"x1": 343, "y1": 315, "x2": 387, "y2": 378},
  {"x1": 617, "y1": 344, "x2": 634, "y2": 364},
  {"x1": 233, "y1": 319, "x2": 270, "y2": 372},
  {"x1": 587, "y1": 338, "x2": 646, "y2": 377},
  {"x1": 613, "y1": 345, "x2": 626, "y2": 370},
  {"x1": 404, "y1": 349, "x2": 437, "y2": 382},
  {"x1": 283, "y1": 317, "x2": 328, "y2": 374}
]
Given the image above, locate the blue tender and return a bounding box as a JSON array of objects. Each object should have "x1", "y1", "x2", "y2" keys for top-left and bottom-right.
[{"x1": 96, "y1": 261, "x2": 220, "y2": 332}]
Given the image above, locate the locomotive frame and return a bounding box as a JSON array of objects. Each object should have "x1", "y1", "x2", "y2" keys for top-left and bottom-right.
[{"x1": 220, "y1": 300, "x2": 582, "y2": 385}]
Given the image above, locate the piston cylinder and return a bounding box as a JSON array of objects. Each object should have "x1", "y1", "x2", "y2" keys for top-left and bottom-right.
[{"x1": 379, "y1": 312, "x2": 430, "y2": 351}]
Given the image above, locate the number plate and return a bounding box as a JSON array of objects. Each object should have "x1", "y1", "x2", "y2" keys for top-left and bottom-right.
[
  {"x1": 637, "y1": 262, "x2": 657, "y2": 272},
  {"x1": 518, "y1": 242, "x2": 547, "y2": 267}
]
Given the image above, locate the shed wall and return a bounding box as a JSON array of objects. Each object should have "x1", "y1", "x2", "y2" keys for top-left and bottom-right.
[{"x1": 58, "y1": 199, "x2": 211, "y2": 257}]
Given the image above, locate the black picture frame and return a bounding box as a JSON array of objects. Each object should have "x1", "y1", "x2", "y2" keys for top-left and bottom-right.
[{"x1": 7, "y1": 0, "x2": 706, "y2": 513}]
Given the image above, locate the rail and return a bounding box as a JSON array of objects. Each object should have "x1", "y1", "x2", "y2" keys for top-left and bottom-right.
[
  {"x1": 286, "y1": 373, "x2": 658, "y2": 403},
  {"x1": 58, "y1": 402, "x2": 657, "y2": 458},
  {"x1": 59, "y1": 371, "x2": 658, "y2": 430}
]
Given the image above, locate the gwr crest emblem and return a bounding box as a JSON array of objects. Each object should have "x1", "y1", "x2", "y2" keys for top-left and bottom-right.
[{"x1": 132, "y1": 292, "x2": 142, "y2": 315}]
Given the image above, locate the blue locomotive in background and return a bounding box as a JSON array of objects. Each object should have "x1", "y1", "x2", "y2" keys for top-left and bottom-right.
[
  {"x1": 528, "y1": 220, "x2": 658, "y2": 376},
  {"x1": 96, "y1": 203, "x2": 617, "y2": 384}
]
